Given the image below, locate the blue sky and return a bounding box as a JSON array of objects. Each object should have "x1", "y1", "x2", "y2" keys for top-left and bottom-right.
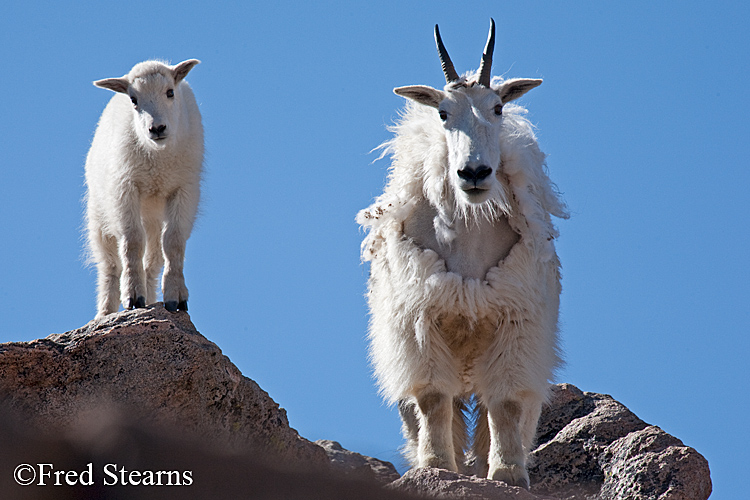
[{"x1": 1, "y1": 2, "x2": 747, "y2": 498}]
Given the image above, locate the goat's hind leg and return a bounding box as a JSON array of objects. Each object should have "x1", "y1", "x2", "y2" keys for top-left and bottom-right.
[
  {"x1": 142, "y1": 204, "x2": 165, "y2": 306},
  {"x1": 91, "y1": 228, "x2": 121, "y2": 319},
  {"x1": 471, "y1": 402, "x2": 490, "y2": 477},
  {"x1": 398, "y1": 399, "x2": 420, "y2": 467},
  {"x1": 452, "y1": 398, "x2": 470, "y2": 473}
]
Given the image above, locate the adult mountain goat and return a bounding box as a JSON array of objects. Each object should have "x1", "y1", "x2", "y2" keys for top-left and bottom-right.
[
  {"x1": 357, "y1": 20, "x2": 568, "y2": 488},
  {"x1": 85, "y1": 59, "x2": 203, "y2": 319}
]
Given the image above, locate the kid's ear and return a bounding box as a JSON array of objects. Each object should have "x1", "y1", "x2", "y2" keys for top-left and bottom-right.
[
  {"x1": 93, "y1": 77, "x2": 129, "y2": 94},
  {"x1": 496, "y1": 78, "x2": 542, "y2": 104},
  {"x1": 394, "y1": 85, "x2": 445, "y2": 108},
  {"x1": 172, "y1": 59, "x2": 200, "y2": 83}
]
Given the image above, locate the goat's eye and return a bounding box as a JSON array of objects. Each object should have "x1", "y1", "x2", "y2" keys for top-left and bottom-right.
[
  {"x1": 439, "y1": 110, "x2": 448, "y2": 121},
  {"x1": 166, "y1": 89, "x2": 174, "y2": 98},
  {"x1": 494, "y1": 104, "x2": 503, "y2": 116},
  {"x1": 130, "y1": 96, "x2": 138, "y2": 106}
]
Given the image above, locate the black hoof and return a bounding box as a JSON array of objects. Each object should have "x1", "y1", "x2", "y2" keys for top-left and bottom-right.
[
  {"x1": 128, "y1": 296, "x2": 146, "y2": 309},
  {"x1": 165, "y1": 300, "x2": 188, "y2": 313}
]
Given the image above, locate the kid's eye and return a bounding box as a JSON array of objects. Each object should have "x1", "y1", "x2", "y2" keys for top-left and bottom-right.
[
  {"x1": 166, "y1": 89, "x2": 174, "y2": 98},
  {"x1": 439, "y1": 110, "x2": 448, "y2": 121},
  {"x1": 130, "y1": 96, "x2": 138, "y2": 106},
  {"x1": 494, "y1": 104, "x2": 503, "y2": 116}
]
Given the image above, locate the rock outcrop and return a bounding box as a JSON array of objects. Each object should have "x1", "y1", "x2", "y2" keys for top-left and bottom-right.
[
  {"x1": 390, "y1": 468, "x2": 556, "y2": 500},
  {"x1": 316, "y1": 439, "x2": 401, "y2": 484},
  {"x1": 0, "y1": 402, "x2": 416, "y2": 500},
  {"x1": 0, "y1": 306, "x2": 711, "y2": 499},
  {"x1": 0, "y1": 305, "x2": 326, "y2": 466},
  {"x1": 0, "y1": 305, "x2": 412, "y2": 500},
  {"x1": 528, "y1": 384, "x2": 712, "y2": 500},
  {"x1": 388, "y1": 384, "x2": 712, "y2": 500}
]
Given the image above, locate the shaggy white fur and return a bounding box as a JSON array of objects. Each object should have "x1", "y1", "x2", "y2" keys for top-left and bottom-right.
[
  {"x1": 357, "y1": 65, "x2": 568, "y2": 488},
  {"x1": 84, "y1": 59, "x2": 203, "y2": 319}
]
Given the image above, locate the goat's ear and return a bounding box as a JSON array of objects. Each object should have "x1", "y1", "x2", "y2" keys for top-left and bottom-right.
[
  {"x1": 94, "y1": 77, "x2": 129, "y2": 94},
  {"x1": 394, "y1": 85, "x2": 445, "y2": 108},
  {"x1": 496, "y1": 78, "x2": 542, "y2": 104},
  {"x1": 172, "y1": 59, "x2": 200, "y2": 83}
]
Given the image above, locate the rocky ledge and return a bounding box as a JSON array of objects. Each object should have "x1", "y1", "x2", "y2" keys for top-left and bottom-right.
[
  {"x1": 390, "y1": 385, "x2": 712, "y2": 500},
  {"x1": 0, "y1": 305, "x2": 711, "y2": 499}
]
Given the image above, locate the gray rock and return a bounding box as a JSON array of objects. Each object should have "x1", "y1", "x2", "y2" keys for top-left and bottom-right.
[
  {"x1": 316, "y1": 439, "x2": 401, "y2": 484},
  {"x1": 0, "y1": 304, "x2": 327, "y2": 467}
]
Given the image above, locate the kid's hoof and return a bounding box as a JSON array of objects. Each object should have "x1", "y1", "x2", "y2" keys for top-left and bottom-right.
[
  {"x1": 165, "y1": 300, "x2": 188, "y2": 312},
  {"x1": 128, "y1": 296, "x2": 146, "y2": 309}
]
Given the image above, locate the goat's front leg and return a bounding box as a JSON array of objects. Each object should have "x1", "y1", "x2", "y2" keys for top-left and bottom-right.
[
  {"x1": 415, "y1": 391, "x2": 457, "y2": 471},
  {"x1": 487, "y1": 400, "x2": 529, "y2": 489},
  {"x1": 117, "y1": 188, "x2": 147, "y2": 310},
  {"x1": 162, "y1": 186, "x2": 198, "y2": 312}
]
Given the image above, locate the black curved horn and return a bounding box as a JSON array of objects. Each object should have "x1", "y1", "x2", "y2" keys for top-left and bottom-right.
[
  {"x1": 434, "y1": 24, "x2": 459, "y2": 83},
  {"x1": 477, "y1": 18, "x2": 496, "y2": 87}
]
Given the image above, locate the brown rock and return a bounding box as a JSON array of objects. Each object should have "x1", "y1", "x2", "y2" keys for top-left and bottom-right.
[
  {"x1": 598, "y1": 426, "x2": 712, "y2": 500},
  {"x1": 389, "y1": 384, "x2": 711, "y2": 500},
  {"x1": 389, "y1": 468, "x2": 556, "y2": 500},
  {"x1": 315, "y1": 439, "x2": 401, "y2": 484},
  {"x1": 528, "y1": 383, "x2": 711, "y2": 500},
  {"x1": 530, "y1": 383, "x2": 649, "y2": 498},
  {"x1": 0, "y1": 308, "x2": 712, "y2": 499},
  {"x1": 0, "y1": 403, "x2": 418, "y2": 500},
  {"x1": 0, "y1": 304, "x2": 327, "y2": 467}
]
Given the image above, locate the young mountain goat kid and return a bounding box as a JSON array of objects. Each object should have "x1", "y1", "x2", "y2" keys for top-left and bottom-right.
[
  {"x1": 85, "y1": 59, "x2": 203, "y2": 319},
  {"x1": 357, "y1": 20, "x2": 568, "y2": 488}
]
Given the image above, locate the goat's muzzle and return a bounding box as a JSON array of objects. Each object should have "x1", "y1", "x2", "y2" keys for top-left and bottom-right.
[
  {"x1": 149, "y1": 124, "x2": 167, "y2": 140},
  {"x1": 457, "y1": 165, "x2": 493, "y2": 201},
  {"x1": 457, "y1": 165, "x2": 492, "y2": 184}
]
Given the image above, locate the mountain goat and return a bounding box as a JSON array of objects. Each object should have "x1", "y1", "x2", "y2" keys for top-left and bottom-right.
[
  {"x1": 85, "y1": 59, "x2": 203, "y2": 320},
  {"x1": 357, "y1": 20, "x2": 569, "y2": 488}
]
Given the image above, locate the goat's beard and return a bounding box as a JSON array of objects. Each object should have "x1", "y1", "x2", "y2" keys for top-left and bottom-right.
[
  {"x1": 454, "y1": 180, "x2": 513, "y2": 225},
  {"x1": 430, "y1": 176, "x2": 514, "y2": 246}
]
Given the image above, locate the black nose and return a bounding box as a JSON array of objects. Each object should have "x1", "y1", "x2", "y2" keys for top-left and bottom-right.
[
  {"x1": 150, "y1": 124, "x2": 167, "y2": 136},
  {"x1": 457, "y1": 165, "x2": 492, "y2": 183}
]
